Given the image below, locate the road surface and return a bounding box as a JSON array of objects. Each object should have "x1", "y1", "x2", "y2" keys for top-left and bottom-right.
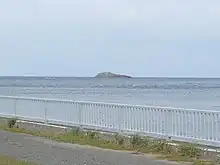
[{"x1": 0, "y1": 130, "x2": 182, "y2": 165}]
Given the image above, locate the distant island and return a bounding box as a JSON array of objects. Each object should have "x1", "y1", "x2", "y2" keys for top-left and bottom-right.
[{"x1": 95, "y1": 72, "x2": 132, "y2": 78}]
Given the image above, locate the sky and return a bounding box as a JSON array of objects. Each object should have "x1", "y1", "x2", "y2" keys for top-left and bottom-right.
[{"x1": 0, "y1": 0, "x2": 220, "y2": 77}]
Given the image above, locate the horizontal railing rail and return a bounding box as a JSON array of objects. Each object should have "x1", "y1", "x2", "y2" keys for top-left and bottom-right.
[
  {"x1": 0, "y1": 95, "x2": 220, "y2": 147},
  {"x1": 0, "y1": 95, "x2": 218, "y2": 113}
]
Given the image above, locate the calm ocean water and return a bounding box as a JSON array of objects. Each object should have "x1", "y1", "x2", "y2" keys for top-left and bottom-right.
[{"x1": 0, "y1": 77, "x2": 220, "y2": 110}]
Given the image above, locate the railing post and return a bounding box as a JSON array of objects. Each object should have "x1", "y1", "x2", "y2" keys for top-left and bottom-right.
[
  {"x1": 78, "y1": 103, "x2": 82, "y2": 129},
  {"x1": 13, "y1": 98, "x2": 17, "y2": 117},
  {"x1": 44, "y1": 100, "x2": 48, "y2": 124},
  {"x1": 117, "y1": 105, "x2": 122, "y2": 133},
  {"x1": 165, "y1": 109, "x2": 172, "y2": 140}
]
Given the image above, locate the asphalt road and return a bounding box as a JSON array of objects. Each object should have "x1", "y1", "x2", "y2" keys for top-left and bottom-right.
[{"x1": 0, "y1": 130, "x2": 182, "y2": 165}]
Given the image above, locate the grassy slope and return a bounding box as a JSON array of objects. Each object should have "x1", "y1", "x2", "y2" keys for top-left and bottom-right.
[
  {"x1": 0, "y1": 155, "x2": 38, "y2": 165},
  {"x1": 0, "y1": 118, "x2": 219, "y2": 165}
]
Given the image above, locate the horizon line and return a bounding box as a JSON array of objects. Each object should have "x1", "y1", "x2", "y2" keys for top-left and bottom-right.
[{"x1": 0, "y1": 76, "x2": 220, "y2": 79}]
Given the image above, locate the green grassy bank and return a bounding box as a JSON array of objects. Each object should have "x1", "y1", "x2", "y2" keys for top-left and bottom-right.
[
  {"x1": 0, "y1": 118, "x2": 219, "y2": 165},
  {"x1": 0, "y1": 155, "x2": 39, "y2": 165}
]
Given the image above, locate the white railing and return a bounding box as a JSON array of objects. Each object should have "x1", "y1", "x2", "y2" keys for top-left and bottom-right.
[{"x1": 0, "y1": 95, "x2": 220, "y2": 147}]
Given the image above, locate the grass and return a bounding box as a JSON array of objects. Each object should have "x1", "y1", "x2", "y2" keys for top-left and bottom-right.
[
  {"x1": 0, "y1": 155, "x2": 39, "y2": 165},
  {"x1": 1, "y1": 118, "x2": 220, "y2": 165}
]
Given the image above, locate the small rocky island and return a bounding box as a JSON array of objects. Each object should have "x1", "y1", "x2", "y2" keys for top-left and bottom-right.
[{"x1": 95, "y1": 72, "x2": 132, "y2": 78}]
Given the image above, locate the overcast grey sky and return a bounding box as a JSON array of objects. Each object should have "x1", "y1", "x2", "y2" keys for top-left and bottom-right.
[{"x1": 0, "y1": 0, "x2": 219, "y2": 77}]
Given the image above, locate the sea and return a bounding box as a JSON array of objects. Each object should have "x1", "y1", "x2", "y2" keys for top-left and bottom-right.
[{"x1": 0, "y1": 76, "x2": 220, "y2": 111}]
